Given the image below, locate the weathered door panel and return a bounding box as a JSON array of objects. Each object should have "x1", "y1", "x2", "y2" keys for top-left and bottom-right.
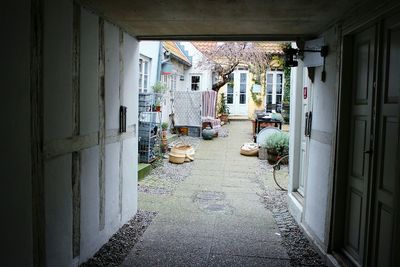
[
  {"x1": 369, "y1": 15, "x2": 400, "y2": 267},
  {"x1": 343, "y1": 26, "x2": 376, "y2": 266}
]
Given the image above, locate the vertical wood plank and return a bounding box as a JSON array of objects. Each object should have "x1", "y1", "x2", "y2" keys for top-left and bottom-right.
[{"x1": 98, "y1": 17, "x2": 106, "y2": 230}]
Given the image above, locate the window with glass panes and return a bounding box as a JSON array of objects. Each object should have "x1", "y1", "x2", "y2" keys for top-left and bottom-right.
[
  {"x1": 265, "y1": 71, "x2": 284, "y2": 105},
  {"x1": 227, "y1": 73, "x2": 234, "y2": 104},
  {"x1": 191, "y1": 75, "x2": 200, "y2": 91},
  {"x1": 139, "y1": 57, "x2": 150, "y2": 93},
  {"x1": 171, "y1": 75, "x2": 177, "y2": 91},
  {"x1": 239, "y1": 73, "x2": 247, "y2": 104}
]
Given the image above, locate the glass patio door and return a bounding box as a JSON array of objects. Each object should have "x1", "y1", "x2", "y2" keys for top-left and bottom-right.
[{"x1": 226, "y1": 71, "x2": 248, "y2": 116}]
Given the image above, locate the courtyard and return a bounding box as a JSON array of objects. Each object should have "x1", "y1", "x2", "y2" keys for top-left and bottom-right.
[{"x1": 83, "y1": 121, "x2": 323, "y2": 266}]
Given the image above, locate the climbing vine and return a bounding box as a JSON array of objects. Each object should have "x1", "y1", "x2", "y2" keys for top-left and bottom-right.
[
  {"x1": 283, "y1": 66, "x2": 290, "y2": 103},
  {"x1": 249, "y1": 64, "x2": 266, "y2": 107},
  {"x1": 250, "y1": 89, "x2": 263, "y2": 106}
]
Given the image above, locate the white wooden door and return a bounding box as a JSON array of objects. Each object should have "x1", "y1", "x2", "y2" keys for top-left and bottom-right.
[
  {"x1": 298, "y1": 67, "x2": 312, "y2": 196},
  {"x1": 266, "y1": 71, "x2": 284, "y2": 108},
  {"x1": 343, "y1": 26, "x2": 375, "y2": 265},
  {"x1": 369, "y1": 15, "x2": 399, "y2": 266},
  {"x1": 226, "y1": 71, "x2": 248, "y2": 116}
]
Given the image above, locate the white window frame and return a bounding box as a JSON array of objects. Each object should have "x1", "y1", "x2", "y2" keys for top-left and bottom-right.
[
  {"x1": 266, "y1": 71, "x2": 284, "y2": 106},
  {"x1": 139, "y1": 55, "x2": 151, "y2": 93},
  {"x1": 190, "y1": 74, "x2": 201, "y2": 91}
]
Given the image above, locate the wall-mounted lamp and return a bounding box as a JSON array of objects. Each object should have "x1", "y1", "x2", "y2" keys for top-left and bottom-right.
[{"x1": 283, "y1": 45, "x2": 329, "y2": 82}]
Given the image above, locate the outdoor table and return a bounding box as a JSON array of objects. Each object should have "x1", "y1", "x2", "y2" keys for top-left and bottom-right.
[{"x1": 255, "y1": 116, "x2": 282, "y2": 133}]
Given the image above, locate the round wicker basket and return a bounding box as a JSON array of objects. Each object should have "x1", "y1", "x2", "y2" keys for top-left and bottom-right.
[
  {"x1": 168, "y1": 153, "x2": 185, "y2": 164},
  {"x1": 170, "y1": 145, "x2": 195, "y2": 161},
  {"x1": 240, "y1": 143, "x2": 259, "y2": 157}
]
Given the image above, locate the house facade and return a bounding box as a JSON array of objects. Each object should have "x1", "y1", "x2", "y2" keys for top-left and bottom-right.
[
  {"x1": 138, "y1": 41, "x2": 161, "y2": 94},
  {"x1": 189, "y1": 42, "x2": 285, "y2": 118}
]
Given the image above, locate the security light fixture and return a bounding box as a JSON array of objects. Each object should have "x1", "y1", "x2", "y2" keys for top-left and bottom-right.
[
  {"x1": 283, "y1": 46, "x2": 328, "y2": 67},
  {"x1": 283, "y1": 45, "x2": 329, "y2": 82},
  {"x1": 283, "y1": 48, "x2": 299, "y2": 67}
]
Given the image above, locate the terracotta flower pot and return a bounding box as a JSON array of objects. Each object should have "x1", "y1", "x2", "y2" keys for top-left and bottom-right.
[{"x1": 219, "y1": 114, "x2": 229, "y2": 123}]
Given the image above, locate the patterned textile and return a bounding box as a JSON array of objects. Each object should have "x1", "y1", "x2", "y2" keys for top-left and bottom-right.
[
  {"x1": 173, "y1": 91, "x2": 202, "y2": 127},
  {"x1": 201, "y1": 90, "x2": 217, "y2": 119}
]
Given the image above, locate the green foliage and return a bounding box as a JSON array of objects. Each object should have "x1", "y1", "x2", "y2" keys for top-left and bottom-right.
[
  {"x1": 152, "y1": 81, "x2": 167, "y2": 94},
  {"x1": 161, "y1": 122, "x2": 168, "y2": 130},
  {"x1": 218, "y1": 93, "x2": 230, "y2": 114},
  {"x1": 283, "y1": 66, "x2": 290, "y2": 103},
  {"x1": 270, "y1": 55, "x2": 285, "y2": 69},
  {"x1": 271, "y1": 112, "x2": 284, "y2": 122},
  {"x1": 264, "y1": 132, "x2": 289, "y2": 156},
  {"x1": 250, "y1": 90, "x2": 262, "y2": 106}
]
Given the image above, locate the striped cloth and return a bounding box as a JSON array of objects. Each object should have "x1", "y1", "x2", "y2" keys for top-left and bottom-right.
[{"x1": 201, "y1": 90, "x2": 217, "y2": 119}]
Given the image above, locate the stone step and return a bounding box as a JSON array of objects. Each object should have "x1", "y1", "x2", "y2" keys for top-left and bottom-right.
[{"x1": 138, "y1": 163, "x2": 152, "y2": 180}]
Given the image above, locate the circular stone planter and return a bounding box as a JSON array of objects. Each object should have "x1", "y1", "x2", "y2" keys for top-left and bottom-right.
[
  {"x1": 202, "y1": 126, "x2": 214, "y2": 140},
  {"x1": 258, "y1": 147, "x2": 268, "y2": 160}
]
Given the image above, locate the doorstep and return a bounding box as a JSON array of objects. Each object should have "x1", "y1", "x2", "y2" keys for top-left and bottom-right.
[{"x1": 138, "y1": 163, "x2": 152, "y2": 180}]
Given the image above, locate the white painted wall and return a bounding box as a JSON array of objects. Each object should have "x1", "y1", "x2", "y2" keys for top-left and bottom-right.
[
  {"x1": 139, "y1": 41, "x2": 161, "y2": 90},
  {"x1": 40, "y1": 2, "x2": 139, "y2": 266},
  {"x1": 121, "y1": 33, "x2": 139, "y2": 222},
  {"x1": 181, "y1": 42, "x2": 213, "y2": 91},
  {"x1": 43, "y1": 1, "x2": 74, "y2": 265},
  {"x1": 288, "y1": 26, "x2": 340, "y2": 251},
  {"x1": 80, "y1": 9, "x2": 99, "y2": 136},
  {"x1": 288, "y1": 54, "x2": 304, "y2": 224},
  {"x1": 0, "y1": 2, "x2": 33, "y2": 265}
]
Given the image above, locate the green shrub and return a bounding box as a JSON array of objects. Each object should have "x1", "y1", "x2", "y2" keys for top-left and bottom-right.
[
  {"x1": 271, "y1": 112, "x2": 284, "y2": 122},
  {"x1": 152, "y1": 81, "x2": 167, "y2": 94},
  {"x1": 265, "y1": 132, "x2": 289, "y2": 156},
  {"x1": 218, "y1": 93, "x2": 230, "y2": 115},
  {"x1": 161, "y1": 122, "x2": 168, "y2": 130}
]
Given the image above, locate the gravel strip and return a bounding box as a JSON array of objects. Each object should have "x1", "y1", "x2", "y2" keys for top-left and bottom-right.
[
  {"x1": 139, "y1": 136, "x2": 199, "y2": 195},
  {"x1": 256, "y1": 161, "x2": 326, "y2": 267},
  {"x1": 80, "y1": 210, "x2": 157, "y2": 267}
]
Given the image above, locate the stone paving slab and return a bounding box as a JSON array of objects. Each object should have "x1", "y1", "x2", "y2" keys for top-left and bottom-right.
[
  {"x1": 123, "y1": 121, "x2": 289, "y2": 266},
  {"x1": 210, "y1": 238, "x2": 290, "y2": 259},
  {"x1": 122, "y1": 249, "x2": 209, "y2": 267},
  {"x1": 207, "y1": 254, "x2": 291, "y2": 267}
]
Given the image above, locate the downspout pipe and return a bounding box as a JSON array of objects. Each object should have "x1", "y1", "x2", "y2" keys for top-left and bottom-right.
[{"x1": 156, "y1": 42, "x2": 162, "y2": 81}]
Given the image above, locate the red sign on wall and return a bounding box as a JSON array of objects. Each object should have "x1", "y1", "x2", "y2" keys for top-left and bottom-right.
[{"x1": 304, "y1": 87, "x2": 308, "y2": 99}]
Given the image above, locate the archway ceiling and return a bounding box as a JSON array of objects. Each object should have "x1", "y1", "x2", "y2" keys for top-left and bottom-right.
[{"x1": 79, "y1": 0, "x2": 369, "y2": 40}]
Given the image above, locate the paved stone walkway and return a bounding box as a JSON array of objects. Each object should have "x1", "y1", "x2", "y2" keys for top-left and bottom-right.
[{"x1": 123, "y1": 121, "x2": 290, "y2": 266}]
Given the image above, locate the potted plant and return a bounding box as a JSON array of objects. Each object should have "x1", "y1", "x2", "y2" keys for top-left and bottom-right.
[
  {"x1": 161, "y1": 122, "x2": 168, "y2": 138},
  {"x1": 249, "y1": 113, "x2": 257, "y2": 135},
  {"x1": 160, "y1": 122, "x2": 168, "y2": 153},
  {"x1": 154, "y1": 99, "x2": 161, "y2": 112},
  {"x1": 264, "y1": 132, "x2": 289, "y2": 164},
  {"x1": 152, "y1": 82, "x2": 166, "y2": 112},
  {"x1": 218, "y1": 93, "x2": 230, "y2": 123},
  {"x1": 152, "y1": 81, "x2": 167, "y2": 94}
]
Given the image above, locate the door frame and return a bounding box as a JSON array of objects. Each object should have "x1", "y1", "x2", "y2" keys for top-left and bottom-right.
[
  {"x1": 226, "y1": 70, "x2": 248, "y2": 116},
  {"x1": 298, "y1": 67, "x2": 312, "y2": 196},
  {"x1": 330, "y1": 7, "x2": 400, "y2": 266},
  {"x1": 330, "y1": 22, "x2": 378, "y2": 266},
  {"x1": 265, "y1": 70, "x2": 285, "y2": 107}
]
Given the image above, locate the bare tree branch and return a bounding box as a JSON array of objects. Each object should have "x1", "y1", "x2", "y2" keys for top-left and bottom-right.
[{"x1": 196, "y1": 42, "x2": 273, "y2": 92}]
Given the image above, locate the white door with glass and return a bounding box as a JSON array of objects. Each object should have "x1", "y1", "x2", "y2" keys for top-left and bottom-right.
[
  {"x1": 226, "y1": 71, "x2": 248, "y2": 116},
  {"x1": 265, "y1": 71, "x2": 284, "y2": 111},
  {"x1": 298, "y1": 67, "x2": 312, "y2": 196}
]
